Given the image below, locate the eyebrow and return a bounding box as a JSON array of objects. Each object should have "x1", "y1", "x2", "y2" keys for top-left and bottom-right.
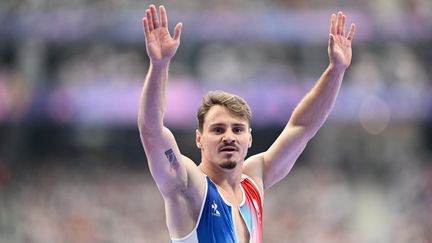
[{"x1": 209, "y1": 123, "x2": 247, "y2": 128}]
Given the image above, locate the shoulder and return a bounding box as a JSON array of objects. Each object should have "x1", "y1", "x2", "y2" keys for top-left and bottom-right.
[
  {"x1": 242, "y1": 153, "x2": 265, "y2": 196},
  {"x1": 241, "y1": 174, "x2": 264, "y2": 200},
  {"x1": 171, "y1": 156, "x2": 207, "y2": 199}
]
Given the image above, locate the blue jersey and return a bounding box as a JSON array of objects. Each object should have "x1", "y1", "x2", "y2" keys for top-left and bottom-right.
[{"x1": 171, "y1": 175, "x2": 263, "y2": 243}]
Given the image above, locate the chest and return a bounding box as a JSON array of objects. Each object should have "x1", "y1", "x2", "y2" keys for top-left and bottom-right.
[
  {"x1": 214, "y1": 187, "x2": 251, "y2": 243},
  {"x1": 232, "y1": 206, "x2": 250, "y2": 243},
  {"x1": 200, "y1": 186, "x2": 252, "y2": 242},
  {"x1": 197, "y1": 177, "x2": 262, "y2": 243}
]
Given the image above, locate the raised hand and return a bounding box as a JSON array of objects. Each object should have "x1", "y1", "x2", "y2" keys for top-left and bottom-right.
[
  {"x1": 328, "y1": 11, "x2": 356, "y2": 69},
  {"x1": 142, "y1": 5, "x2": 182, "y2": 65}
]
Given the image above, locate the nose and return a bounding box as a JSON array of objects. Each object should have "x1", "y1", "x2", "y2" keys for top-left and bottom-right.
[{"x1": 222, "y1": 132, "x2": 235, "y2": 144}]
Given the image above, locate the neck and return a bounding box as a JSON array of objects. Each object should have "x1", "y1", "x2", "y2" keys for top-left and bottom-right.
[{"x1": 199, "y1": 160, "x2": 243, "y2": 190}]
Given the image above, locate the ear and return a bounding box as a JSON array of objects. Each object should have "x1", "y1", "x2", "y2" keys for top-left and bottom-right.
[
  {"x1": 196, "y1": 129, "x2": 202, "y2": 149},
  {"x1": 248, "y1": 128, "x2": 253, "y2": 148}
]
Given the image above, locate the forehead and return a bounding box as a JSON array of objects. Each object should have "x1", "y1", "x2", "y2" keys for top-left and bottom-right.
[{"x1": 203, "y1": 105, "x2": 249, "y2": 128}]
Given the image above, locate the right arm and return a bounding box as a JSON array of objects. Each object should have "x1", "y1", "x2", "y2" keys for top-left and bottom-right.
[
  {"x1": 139, "y1": 62, "x2": 188, "y2": 195},
  {"x1": 138, "y1": 5, "x2": 196, "y2": 197},
  {"x1": 139, "y1": 8, "x2": 205, "y2": 235}
]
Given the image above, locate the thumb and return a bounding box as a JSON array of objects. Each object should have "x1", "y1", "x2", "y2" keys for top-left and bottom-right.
[{"x1": 328, "y1": 34, "x2": 335, "y2": 51}]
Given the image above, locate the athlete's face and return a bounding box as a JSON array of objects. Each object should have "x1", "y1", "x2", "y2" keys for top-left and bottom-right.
[{"x1": 196, "y1": 105, "x2": 252, "y2": 170}]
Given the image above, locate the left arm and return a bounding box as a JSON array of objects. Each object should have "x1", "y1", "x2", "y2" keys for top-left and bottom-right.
[{"x1": 244, "y1": 11, "x2": 356, "y2": 190}]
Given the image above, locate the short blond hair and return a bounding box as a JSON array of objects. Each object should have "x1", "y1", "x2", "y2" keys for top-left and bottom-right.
[{"x1": 197, "y1": 90, "x2": 251, "y2": 132}]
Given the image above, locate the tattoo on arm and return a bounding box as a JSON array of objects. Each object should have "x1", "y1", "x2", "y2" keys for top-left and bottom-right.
[{"x1": 165, "y1": 148, "x2": 180, "y2": 170}]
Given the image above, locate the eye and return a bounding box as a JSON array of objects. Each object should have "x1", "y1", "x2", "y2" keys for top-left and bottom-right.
[
  {"x1": 212, "y1": 127, "x2": 224, "y2": 134},
  {"x1": 233, "y1": 127, "x2": 244, "y2": 134}
]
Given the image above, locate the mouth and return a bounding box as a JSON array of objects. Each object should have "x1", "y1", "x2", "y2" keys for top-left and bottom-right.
[{"x1": 219, "y1": 146, "x2": 238, "y2": 153}]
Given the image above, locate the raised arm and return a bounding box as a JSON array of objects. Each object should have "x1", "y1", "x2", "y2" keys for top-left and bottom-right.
[
  {"x1": 244, "y1": 11, "x2": 356, "y2": 190},
  {"x1": 138, "y1": 5, "x2": 189, "y2": 196}
]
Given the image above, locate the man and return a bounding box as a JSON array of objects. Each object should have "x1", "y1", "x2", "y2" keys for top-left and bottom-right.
[{"x1": 138, "y1": 4, "x2": 355, "y2": 243}]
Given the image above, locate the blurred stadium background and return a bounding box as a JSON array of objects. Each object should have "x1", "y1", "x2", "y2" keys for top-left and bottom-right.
[{"x1": 1, "y1": 0, "x2": 432, "y2": 242}]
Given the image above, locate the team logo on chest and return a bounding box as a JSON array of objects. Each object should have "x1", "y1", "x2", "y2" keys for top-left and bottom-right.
[{"x1": 211, "y1": 201, "x2": 221, "y2": 217}]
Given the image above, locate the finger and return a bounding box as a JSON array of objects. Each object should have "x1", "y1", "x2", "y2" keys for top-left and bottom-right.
[
  {"x1": 341, "y1": 14, "x2": 346, "y2": 37},
  {"x1": 330, "y1": 13, "x2": 337, "y2": 35},
  {"x1": 151, "y1": 4, "x2": 159, "y2": 29},
  {"x1": 347, "y1": 23, "x2": 356, "y2": 41},
  {"x1": 337, "y1": 11, "x2": 343, "y2": 35},
  {"x1": 142, "y1": 18, "x2": 151, "y2": 40},
  {"x1": 146, "y1": 9, "x2": 154, "y2": 32},
  {"x1": 160, "y1": 5, "x2": 168, "y2": 28},
  {"x1": 173, "y1": 23, "x2": 182, "y2": 41}
]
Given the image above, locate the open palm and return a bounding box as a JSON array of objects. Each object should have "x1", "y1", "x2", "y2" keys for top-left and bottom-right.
[
  {"x1": 142, "y1": 5, "x2": 182, "y2": 64},
  {"x1": 328, "y1": 12, "x2": 356, "y2": 69}
]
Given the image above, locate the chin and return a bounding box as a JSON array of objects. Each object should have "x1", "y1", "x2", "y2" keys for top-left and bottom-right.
[{"x1": 220, "y1": 161, "x2": 237, "y2": 170}]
